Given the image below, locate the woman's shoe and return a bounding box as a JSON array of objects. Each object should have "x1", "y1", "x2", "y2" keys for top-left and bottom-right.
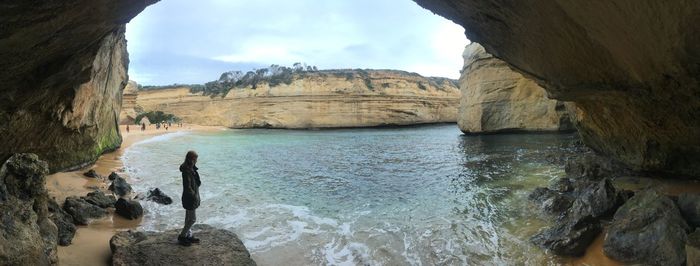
[
  {"x1": 178, "y1": 235, "x2": 192, "y2": 246},
  {"x1": 187, "y1": 236, "x2": 200, "y2": 244}
]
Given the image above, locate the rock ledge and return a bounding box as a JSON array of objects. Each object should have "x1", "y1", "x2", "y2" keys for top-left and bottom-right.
[{"x1": 110, "y1": 224, "x2": 256, "y2": 266}]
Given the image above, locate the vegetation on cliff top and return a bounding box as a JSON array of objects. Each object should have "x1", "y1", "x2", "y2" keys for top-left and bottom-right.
[
  {"x1": 140, "y1": 63, "x2": 457, "y2": 97},
  {"x1": 135, "y1": 111, "x2": 180, "y2": 125}
]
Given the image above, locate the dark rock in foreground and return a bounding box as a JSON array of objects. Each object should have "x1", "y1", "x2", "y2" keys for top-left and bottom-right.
[
  {"x1": 146, "y1": 188, "x2": 173, "y2": 205},
  {"x1": 678, "y1": 193, "x2": 700, "y2": 228},
  {"x1": 48, "y1": 198, "x2": 76, "y2": 246},
  {"x1": 109, "y1": 174, "x2": 133, "y2": 197},
  {"x1": 0, "y1": 153, "x2": 57, "y2": 265},
  {"x1": 83, "y1": 169, "x2": 101, "y2": 178},
  {"x1": 63, "y1": 196, "x2": 108, "y2": 225},
  {"x1": 689, "y1": 230, "x2": 700, "y2": 266},
  {"x1": 110, "y1": 224, "x2": 256, "y2": 266},
  {"x1": 83, "y1": 190, "x2": 117, "y2": 208},
  {"x1": 530, "y1": 178, "x2": 626, "y2": 257},
  {"x1": 603, "y1": 190, "x2": 690, "y2": 266},
  {"x1": 530, "y1": 215, "x2": 601, "y2": 257},
  {"x1": 528, "y1": 187, "x2": 573, "y2": 215},
  {"x1": 567, "y1": 179, "x2": 625, "y2": 219},
  {"x1": 109, "y1": 172, "x2": 120, "y2": 181},
  {"x1": 115, "y1": 198, "x2": 143, "y2": 220}
]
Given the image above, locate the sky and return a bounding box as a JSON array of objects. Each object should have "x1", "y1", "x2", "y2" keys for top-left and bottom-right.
[{"x1": 125, "y1": 0, "x2": 469, "y2": 85}]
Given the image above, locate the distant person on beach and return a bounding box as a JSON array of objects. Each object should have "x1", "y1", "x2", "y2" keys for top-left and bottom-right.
[
  {"x1": 178, "y1": 150, "x2": 201, "y2": 246},
  {"x1": 126, "y1": 125, "x2": 129, "y2": 133},
  {"x1": 141, "y1": 122, "x2": 145, "y2": 131}
]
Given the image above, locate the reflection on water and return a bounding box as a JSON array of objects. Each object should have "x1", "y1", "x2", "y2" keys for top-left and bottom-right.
[{"x1": 123, "y1": 124, "x2": 580, "y2": 265}]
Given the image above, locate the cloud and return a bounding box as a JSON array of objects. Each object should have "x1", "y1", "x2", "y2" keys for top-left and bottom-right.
[{"x1": 126, "y1": 0, "x2": 468, "y2": 85}]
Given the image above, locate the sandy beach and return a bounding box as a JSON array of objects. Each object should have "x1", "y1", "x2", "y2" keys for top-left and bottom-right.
[{"x1": 46, "y1": 124, "x2": 224, "y2": 266}]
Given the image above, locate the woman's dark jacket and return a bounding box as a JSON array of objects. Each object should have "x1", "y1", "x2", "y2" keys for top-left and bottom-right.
[{"x1": 180, "y1": 163, "x2": 201, "y2": 210}]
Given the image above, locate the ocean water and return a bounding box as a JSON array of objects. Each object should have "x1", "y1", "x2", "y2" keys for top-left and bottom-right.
[{"x1": 123, "y1": 124, "x2": 579, "y2": 265}]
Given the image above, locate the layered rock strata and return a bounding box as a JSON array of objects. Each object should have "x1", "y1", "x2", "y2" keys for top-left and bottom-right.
[
  {"x1": 458, "y1": 43, "x2": 573, "y2": 133},
  {"x1": 0, "y1": 0, "x2": 155, "y2": 172},
  {"x1": 119, "y1": 81, "x2": 140, "y2": 125},
  {"x1": 134, "y1": 70, "x2": 460, "y2": 129},
  {"x1": 414, "y1": 0, "x2": 700, "y2": 177}
]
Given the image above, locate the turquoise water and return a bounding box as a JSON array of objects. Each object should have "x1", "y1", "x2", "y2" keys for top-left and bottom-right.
[{"x1": 123, "y1": 124, "x2": 578, "y2": 265}]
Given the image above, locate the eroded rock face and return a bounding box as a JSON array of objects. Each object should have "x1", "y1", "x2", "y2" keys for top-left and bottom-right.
[
  {"x1": 458, "y1": 43, "x2": 573, "y2": 133},
  {"x1": 0, "y1": 0, "x2": 155, "y2": 172},
  {"x1": 414, "y1": 0, "x2": 700, "y2": 177},
  {"x1": 134, "y1": 70, "x2": 460, "y2": 129},
  {"x1": 0, "y1": 154, "x2": 57, "y2": 265},
  {"x1": 110, "y1": 224, "x2": 256, "y2": 266}
]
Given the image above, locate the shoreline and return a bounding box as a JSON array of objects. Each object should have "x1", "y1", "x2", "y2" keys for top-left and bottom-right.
[
  {"x1": 44, "y1": 124, "x2": 700, "y2": 265},
  {"x1": 46, "y1": 124, "x2": 225, "y2": 266}
]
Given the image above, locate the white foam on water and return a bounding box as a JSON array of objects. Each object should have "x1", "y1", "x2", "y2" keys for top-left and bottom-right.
[
  {"x1": 130, "y1": 131, "x2": 191, "y2": 147},
  {"x1": 322, "y1": 238, "x2": 373, "y2": 266},
  {"x1": 402, "y1": 232, "x2": 423, "y2": 266}
]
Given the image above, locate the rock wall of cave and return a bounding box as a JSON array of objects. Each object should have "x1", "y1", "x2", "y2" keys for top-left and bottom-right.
[
  {"x1": 415, "y1": 0, "x2": 700, "y2": 177},
  {"x1": 0, "y1": 0, "x2": 155, "y2": 172}
]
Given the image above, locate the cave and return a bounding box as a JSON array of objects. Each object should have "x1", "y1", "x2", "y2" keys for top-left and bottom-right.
[{"x1": 1, "y1": 0, "x2": 699, "y2": 264}]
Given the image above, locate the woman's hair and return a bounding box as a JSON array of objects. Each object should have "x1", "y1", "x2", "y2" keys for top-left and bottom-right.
[{"x1": 184, "y1": 150, "x2": 198, "y2": 166}]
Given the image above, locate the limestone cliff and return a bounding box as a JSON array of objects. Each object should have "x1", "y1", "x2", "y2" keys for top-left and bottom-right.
[
  {"x1": 0, "y1": 0, "x2": 155, "y2": 172},
  {"x1": 134, "y1": 70, "x2": 460, "y2": 128},
  {"x1": 119, "y1": 81, "x2": 140, "y2": 125},
  {"x1": 458, "y1": 43, "x2": 573, "y2": 134},
  {"x1": 415, "y1": 0, "x2": 700, "y2": 177}
]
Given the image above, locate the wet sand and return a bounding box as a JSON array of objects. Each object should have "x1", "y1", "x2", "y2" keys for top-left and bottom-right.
[{"x1": 46, "y1": 124, "x2": 224, "y2": 265}]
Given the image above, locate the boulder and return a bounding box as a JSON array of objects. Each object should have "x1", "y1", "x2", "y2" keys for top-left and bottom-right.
[
  {"x1": 689, "y1": 230, "x2": 700, "y2": 266},
  {"x1": 529, "y1": 178, "x2": 626, "y2": 256},
  {"x1": 63, "y1": 196, "x2": 108, "y2": 225},
  {"x1": 115, "y1": 198, "x2": 143, "y2": 220},
  {"x1": 678, "y1": 193, "x2": 700, "y2": 228},
  {"x1": 567, "y1": 178, "x2": 625, "y2": 219},
  {"x1": 110, "y1": 224, "x2": 256, "y2": 266},
  {"x1": 109, "y1": 175, "x2": 133, "y2": 197},
  {"x1": 603, "y1": 190, "x2": 690, "y2": 265},
  {"x1": 83, "y1": 169, "x2": 101, "y2": 178},
  {"x1": 530, "y1": 215, "x2": 601, "y2": 257},
  {"x1": 108, "y1": 172, "x2": 120, "y2": 181},
  {"x1": 0, "y1": 153, "x2": 58, "y2": 265},
  {"x1": 146, "y1": 188, "x2": 173, "y2": 205},
  {"x1": 82, "y1": 190, "x2": 116, "y2": 208},
  {"x1": 528, "y1": 187, "x2": 573, "y2": 215},
  {"x1": 48, "y1": 198, "x2": 76, "y2": 246},
  {"x1": 548, "y1": 177, "x2": 574, "y2": 193}
]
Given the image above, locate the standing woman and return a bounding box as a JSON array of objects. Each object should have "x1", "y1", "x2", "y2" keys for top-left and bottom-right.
[{"x1": 178, "y1": 150, "x2": 201, "y2": 246}]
